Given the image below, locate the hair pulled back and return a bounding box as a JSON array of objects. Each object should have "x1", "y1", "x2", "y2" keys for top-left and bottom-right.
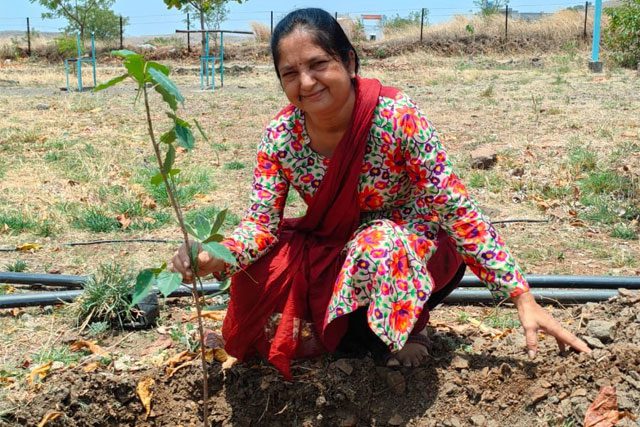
[{"x1": 270, "y1": 8, "x2": 360, "y2": 79}]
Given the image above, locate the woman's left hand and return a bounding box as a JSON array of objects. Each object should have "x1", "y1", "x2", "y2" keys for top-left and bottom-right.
[{"x1": 511, "y1": 291, "x2": 591, "y2": 359}]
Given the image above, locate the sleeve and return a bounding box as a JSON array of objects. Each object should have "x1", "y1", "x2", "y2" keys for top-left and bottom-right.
[
  {"x1": 214, "y1": 128, "x2": 289, "y2": 279},
  {"x1": 396, "y1": 95, "x2": 529, "y2": 299}
]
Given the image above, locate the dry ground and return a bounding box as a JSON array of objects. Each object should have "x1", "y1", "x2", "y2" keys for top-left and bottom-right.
[{"x1": 0, "y1": 48, "x2": 639, "y2": 426}]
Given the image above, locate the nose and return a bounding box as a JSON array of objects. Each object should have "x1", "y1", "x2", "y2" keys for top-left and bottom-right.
[{"x1": 299, "y1": 69, "x2": 316, "y2": 90}]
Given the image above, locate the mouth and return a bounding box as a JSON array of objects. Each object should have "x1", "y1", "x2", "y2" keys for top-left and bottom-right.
[{"x1": 301, "y1": 88, "x2": 326, "y2": 101}]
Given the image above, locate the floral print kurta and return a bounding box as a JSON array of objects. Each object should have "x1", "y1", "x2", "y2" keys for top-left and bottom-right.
[{"x1": 219, "y1": 91, "x2": 529, "y2": 351}]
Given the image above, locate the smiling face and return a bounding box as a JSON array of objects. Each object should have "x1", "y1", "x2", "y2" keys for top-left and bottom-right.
[{"x1": 276, "y1": 28, "x2": 356, "y2": 117}]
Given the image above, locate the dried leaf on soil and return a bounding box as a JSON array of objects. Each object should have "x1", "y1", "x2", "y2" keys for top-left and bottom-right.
[
  {"x1": 116, "y1": 213, "x2": 131, "y2": 229},
  {"x1": 583, "y1": 386, "x2": 628, "y2": 427},
  {"x1": 83, "y1": 361, "x2": 101, "y2": 373},
  {"x1": 136, "y1": 377, "x2": 155, "y2": 419},
  {"x1": 204, "y1": 348, "x2": 228, "y2": 363},
  {"x1": 16, "y1": 242, "x2": 42, "y2": 252},
  {"x1": 37, "y1": 411, "x2": 63, "y2": 427},
  {"x1": 70, "y1": 340, "x2": 108, "y2": 356},
  {"x1": 28, "y1": 361, "x2": 52, "y2": 386}
]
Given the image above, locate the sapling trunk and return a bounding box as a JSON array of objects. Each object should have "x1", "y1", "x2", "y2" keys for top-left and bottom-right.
[{"x1": 142, "y1": 86, "x2": 211, "y2": 426}]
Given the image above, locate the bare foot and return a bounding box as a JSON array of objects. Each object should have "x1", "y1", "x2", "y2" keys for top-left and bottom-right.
[
  {"x1": 221, "y1": 355, "x2": 238, "y2": 370},
  {"x1": 393, "y1": 335, "x2": 430, "y2": 367}
]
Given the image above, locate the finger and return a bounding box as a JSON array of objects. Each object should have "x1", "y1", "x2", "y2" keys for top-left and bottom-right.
[
  {"x1": 555, "y1": 337, "x2": 566, "y2": 353},
  {"x1": 524, "y1": 325, "x2": 539, "y2": 359},
  {"x1": 544, "y1": 323, "x2": 591, "y2": 353}
]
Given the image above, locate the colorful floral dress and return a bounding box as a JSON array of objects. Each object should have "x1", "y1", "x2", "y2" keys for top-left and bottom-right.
[{"x1": 218, "y1": 91, "x2": 529, "y2": 352}]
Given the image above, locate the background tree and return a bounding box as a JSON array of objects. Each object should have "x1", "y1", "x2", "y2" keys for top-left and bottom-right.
[
  {"x1": 30, "y1": 0, "x2": 126, "y2": 41},
  {"x1": 182, "y1": 3, "x2": 229, "y2": 47},
  {"x1": 604, "y1": 0, "x2": 640, "y2": 68},
  {"x1": 165, "y1": 0, "x2": 245, "y2": 53},
  {"x1": 474, "y1": 0, "x2": 508, "y2": 16}
]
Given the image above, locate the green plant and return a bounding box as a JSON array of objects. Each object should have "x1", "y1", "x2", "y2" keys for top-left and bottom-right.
[
  {"x1": 86, "y1": 321, "x2": 110, "y2": 337},
  {"x1": 480, "y1": 83, "x2": 494, "y2": 98},
  {"x1": 68, "y1": 263, "x2": 138, "y2": 328},
  {"x1": 95, "y1": 49, "x2": 237, "y2": 424},
  {"x1": 224, "y1": 160, "x2": 245, "y2": 170},
  {"x1": 610, "y1": 223, "x2": 638, "y2": 240},
  {"x1": 170, "y1": 323, "x2": 199, "y2": 352},
  {"x1": 604, "y1": 0, "x2": 640, "y2": 68},
  {"x1": 0, "y1": 212, "x2": 37, "y2": 234},
  {"x1": 568, "y1": 144, "x2": 597, "y2": 172},
  {"x1": 5, "y1": 260, "x2": 28, "y2": 272},
  {"x1": 32, "y1": 345, "x2": 83, "y2": 366},
  {"x1": 138, "y1": 166, "x2": 214, "y2": 207},
  {"x1": 72, "y1": 207, "x2": 120, "y2": 232}
]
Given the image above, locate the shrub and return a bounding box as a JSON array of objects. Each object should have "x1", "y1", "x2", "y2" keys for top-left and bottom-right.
[{"x1": 604, "y1": 0, "x2": 640, "y2": 68}]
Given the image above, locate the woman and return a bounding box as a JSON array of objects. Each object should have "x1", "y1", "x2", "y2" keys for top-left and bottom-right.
[{"x1": 171, "y1": 8, "x2": 590, "y2": 379}]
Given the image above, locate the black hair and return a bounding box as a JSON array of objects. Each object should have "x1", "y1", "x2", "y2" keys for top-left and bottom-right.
[{"x1": 270, "y1": 8, "x2": 360, "y2": 79}]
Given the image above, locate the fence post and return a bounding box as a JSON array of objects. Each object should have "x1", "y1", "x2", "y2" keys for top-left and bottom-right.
[
  {"x1": 187, "y1": 13, "x2": 191, "y2": 52},
  {"x1": 504, "y1": 6, "x2": 509, "y2": 41},
  {"x1": 119, "y1": 16, "x2": 123, "y2": 49},
  {"x1": 270, "y1": 11, "x2": 273, "y2": 35},
  {"x1": 583, "y1": 1, "x2": 589, "y2": 39},
  {"x1": 334, "y1": 12, "x2": 338, "y2": 20},
  {"x1": 420, "y1": 8, "x2": 425, "y2": 43},
  {"x1": 26, "y1": 18, "x2": 31, "y2": 56}
]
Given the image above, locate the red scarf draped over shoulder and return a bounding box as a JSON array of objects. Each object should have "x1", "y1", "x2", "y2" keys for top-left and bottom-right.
[{"x1": 222, "y1": 77, "x2": 394, "y2": 379}]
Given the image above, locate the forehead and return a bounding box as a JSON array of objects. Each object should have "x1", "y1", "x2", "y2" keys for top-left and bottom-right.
[{"x1": 276, "y1": 29, "x2": 331, "y2": 68}]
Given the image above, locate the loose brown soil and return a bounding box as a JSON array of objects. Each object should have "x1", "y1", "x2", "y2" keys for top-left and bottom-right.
[{"x1": 1, "y1": 290, "x2": 639, "y2": 426}]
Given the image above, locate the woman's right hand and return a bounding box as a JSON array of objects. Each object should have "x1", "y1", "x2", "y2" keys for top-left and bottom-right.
[{"x1": 169, "y1": 240, "x2": 225, "y2": 283}]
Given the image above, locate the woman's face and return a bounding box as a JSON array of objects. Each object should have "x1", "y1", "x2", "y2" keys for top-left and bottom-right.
[{"x1": 276, "y1": 28, "x2": 356, "y2": 117}]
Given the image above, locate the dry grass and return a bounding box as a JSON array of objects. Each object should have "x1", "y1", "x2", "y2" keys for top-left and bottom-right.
[
  {"x1": 0, "y1": 48, "x2": 638, "y2": 281},
  {"x1": 250, "y1": 22, "x2": 270, "y2": 44}
]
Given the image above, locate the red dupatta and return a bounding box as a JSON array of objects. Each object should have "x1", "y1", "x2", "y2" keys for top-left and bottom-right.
[{"x1": 222, "y1": 77, "x2": 390, "y2": 379}]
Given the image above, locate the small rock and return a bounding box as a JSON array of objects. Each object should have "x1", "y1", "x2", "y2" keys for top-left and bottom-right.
[
  {"x1": 528, "y1": 387, "x2": 549, "y2": 406},
  {"x1": 499, "y1": 363, "x2": 512, "y2": 378},
  {"x1": 539, "y1": 379, "x2": 552, "y2": 388},
  {"x1": 571, "y1": 388, "x2": 588, "y2": 397},
  {"x1": 510, "y1": 167, "x2": 525, "y2": 177},
  {"x1": 469, "y1": 414, "x2": 486, "y2": 426},
  {"x1": 548, "y1": 396, "x2": 559, "y2": 404},
  {"x1": 586, "y1": 320, "x2": 616, "y2": 343},
  {"x1": 444, "y1": 417, "x2": 463, "y2": 427},
  {"x1": 51, "y1": 361, "x2": 64, "y2": 370},
  {"x1": 340, "y1": 413, "x2": 358, "y2": 427},
  {"x1": 42, "y1": 305, "x2": 54, "y2": 315},
  {"x1": 388, "y1": 414, "x2": 403, "y2": 426},
  {"x1": 315, "y1": 395, "x2": 326, "y2": 407},
  {"x1": 470, "y1": 147, "x2": 498, "y2": 170},
  {"x1": 137, "y1": 43, "x2": 156, "y2": 51},
  {"x1": 36, "y1": 103, "x2": 50, "y2": 110},
  {"x1": 582, "y1": 335, "x2": 605, "y2": 349},
  {"x1": 333, "y1": 359, "x2": 353, "y2": 375},
  {"x1": 441, "y1": 382, "x2": 457, "y2": 395},
  {"x1": 451, "y1": 355, "x2": 469, "y2": 370},
  {"x1": 385, "y1": 371, "x2": 406, "y2": 394},
  {"x1": 20, "y1": 313, "x2": 33, "y2": 322}
]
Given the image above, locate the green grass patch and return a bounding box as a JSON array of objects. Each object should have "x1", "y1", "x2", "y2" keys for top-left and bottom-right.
[
  {"x1": 224, "y1": 161, "x2": 246, "y2": 170},
  {"x1": 32, "y1": 345, "x2": 83, "y2": 366},
  {"x1": 483, "y1": 311, "x2": 521, "y2": 329},
  {"x1": 72, "y1": 207, "x2": 120, "y2": 233},
  {"x1": 568, "y1": 144, "x2": 597, "y2": 172},
  {"x1": 137, "y1": 166, "x2": 216, "y2": 207},
  {"x1": 0, "y1": 211, "x2": 54, "y2": 236},
  {"x1": 4, "y1": 260, "x2": 28, "y2": 272},
  {"x1": 579, "y1": 170, "x2": 635, "y2": 196},
  {"x1": 610, "y1": 223, "x2": 638, "y2": 240},
  {"x1": 466, "y1": 171, "x2": 505, "y2": 192}
]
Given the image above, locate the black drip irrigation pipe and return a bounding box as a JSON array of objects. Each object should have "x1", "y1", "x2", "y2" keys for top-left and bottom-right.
[
  {"x1": 4, "y1": 272, "x2": 640, "y2": 290},
  {"x1": 0, "y1": 284, "x2": 224, "y2": 309}
]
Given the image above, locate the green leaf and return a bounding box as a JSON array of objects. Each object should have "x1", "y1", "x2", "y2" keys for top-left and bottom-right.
[
  {"x1": 193, "y1": 118, "x2": 210, "y2": 142},
  {"x1": 150, "y1": 173, "x2": 164, "y2": 186},
  {"x1": 131, "y1": 269, "x2": 156, "y2": 306},
  {"x1": 169, "y1": 168, "x2": 181, "y2": 177},
  {"x1": 112, "y1": 49, "x2": 138, "y2": 58},
  {"x1": 211, "y1": 209, "x2": 227, "y2": 234},
  {"x1": 94, "y1": 74, "x2": 128, "y2": 92},
  {"x1": 156, "y1": 271, "x2": 183, "y2": 297},
  {"x1": 163, "y1": 144, "x2": 176, "y2": 174},
  {"x1": 123, "y1": 55, "x2": 145, "y2": 85},
  {"x1": 146, "y1": 61, "x2": 170, "y2": 76},
  {"x1": 151, "y1": 262, "x2": 167, "y2": 275},
  {"x1": 186, "y1": 215, "x2": 212, "y2": 240},
  {"x1": 175, "y1": 124, "x2": 195, "y2": 150},
  {"x1": 155, "y1": 85, "x2": 178, "y2": 111},
  {"x1": 166, "y1": 112, "x2": 190, "y2": 128},
  {"x1": 148, "y1": 67, "x2": 184, "y2": 107},
  {"x1": 202, "y1": 233, "x2": 224, "y2": 243},
  {"x1": 202, "y1": 241, "x2": 237, "y2": 265},
  {"x1": 160, "y1": 129, "x2": 176, "y2": 144}
]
